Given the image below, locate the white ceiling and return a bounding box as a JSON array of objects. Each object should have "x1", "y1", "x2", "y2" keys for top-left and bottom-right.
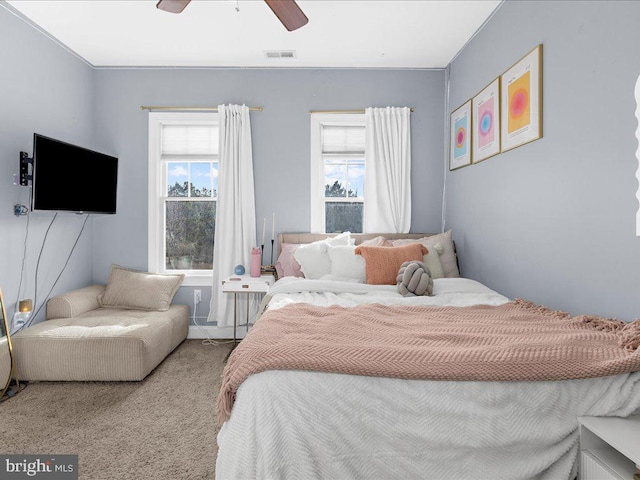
[{"x1": 4, "y1": 0, "x2": 501, "y2": 69}]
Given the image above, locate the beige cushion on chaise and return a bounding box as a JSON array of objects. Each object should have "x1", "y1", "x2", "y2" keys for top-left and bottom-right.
[{"x1": 13, "y1": 275, "x2": 188, "y2": 382}]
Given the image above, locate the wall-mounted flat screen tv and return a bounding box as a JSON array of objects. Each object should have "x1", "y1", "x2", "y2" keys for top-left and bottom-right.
[{"x1": 31, "y1": 134, "x2": 118, "y2": 214}]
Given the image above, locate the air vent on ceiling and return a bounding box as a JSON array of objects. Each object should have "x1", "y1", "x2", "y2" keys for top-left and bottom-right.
[{"x1": 264, "y1": 50, "x2": 297, "y2": 59}]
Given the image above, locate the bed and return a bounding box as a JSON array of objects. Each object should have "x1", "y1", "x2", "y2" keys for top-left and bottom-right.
[{"x1": 215, "y1": 232, "x2": 640, "y2": 480}]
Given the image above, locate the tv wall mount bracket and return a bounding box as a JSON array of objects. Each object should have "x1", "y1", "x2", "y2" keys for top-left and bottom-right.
[{"x1": 19, "y1": 151, "x2": 33, "y2": 186}]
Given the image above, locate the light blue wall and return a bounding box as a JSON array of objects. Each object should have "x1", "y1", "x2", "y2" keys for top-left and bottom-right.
[
  {"x1": 0, "y1": 6, "x2": 95, "y2": 322},
  {"x1": 446, "y1": 0, "x2": 640, "y2": 320},
  {"x1": 0, "y1": 4, "x2": 445, "y2": 325},
  {"x1": 5, "y1": 0, "x2": 638, "y2": 326},
  {"x1": 91, "y1": 68, "x2": 445, "y2": 319}
]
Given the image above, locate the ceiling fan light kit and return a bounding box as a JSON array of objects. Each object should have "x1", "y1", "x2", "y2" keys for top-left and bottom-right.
[{"x1": 156, "y1": 0, "x2": 309, "y2": 31}]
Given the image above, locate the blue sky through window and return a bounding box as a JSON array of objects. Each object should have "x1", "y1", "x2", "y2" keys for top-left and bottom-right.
[
  {"x1": 324, "y1": 160, "x2": 364, "y2": 197},
  {"x1": 167, "y1": 161, "x2": 217, "y2": 197}
]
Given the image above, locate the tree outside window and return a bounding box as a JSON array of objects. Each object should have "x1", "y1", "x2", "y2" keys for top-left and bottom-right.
[{"x1": 165, "y1": 161, "x2": 216, "y2": 271}]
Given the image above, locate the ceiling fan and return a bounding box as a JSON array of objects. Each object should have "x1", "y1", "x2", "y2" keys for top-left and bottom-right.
[{"x1": 156, "y1": 0, "x2": 309, "y2": 32}]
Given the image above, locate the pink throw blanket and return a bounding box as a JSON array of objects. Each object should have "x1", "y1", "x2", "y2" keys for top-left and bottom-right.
[{"x1": 217, "y1": 300, "x2": 640, "y2": 425}]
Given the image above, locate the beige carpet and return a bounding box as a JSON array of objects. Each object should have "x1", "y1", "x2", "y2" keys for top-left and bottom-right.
[{"x1": 0, "y1": 339, "x2": 233, "y2": 480}]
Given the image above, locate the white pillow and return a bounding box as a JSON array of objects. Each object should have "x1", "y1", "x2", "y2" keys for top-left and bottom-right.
[
  {"x1": 294, "y1": 242, "x2": 331, "y2": 279},
  {"x1": 327, "y1": 245, "x2": 366, "y2": 283},
  {"x1": 326, "y1": 231, "x2": 354, "y2": 246},
  {"x1": 294, "y1": 233, "x2": 353, "y2": 279},
  {"x1": 422, "y1": 243, "x2": 445, "y2": 279}
]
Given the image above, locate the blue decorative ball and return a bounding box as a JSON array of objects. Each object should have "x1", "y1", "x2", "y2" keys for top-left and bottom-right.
[{"x1": 234, "y1": 265, "x2": 245, "y2": 275}]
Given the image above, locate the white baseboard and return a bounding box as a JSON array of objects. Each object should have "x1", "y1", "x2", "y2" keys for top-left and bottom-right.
[{"x1": 187, "y1": 324, "x2": 248, "y2": 339}]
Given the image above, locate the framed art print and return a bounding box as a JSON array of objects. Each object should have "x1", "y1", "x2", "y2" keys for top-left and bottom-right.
[
  {"x1": 449, "y1": 100, "x2": 472, "y2": 170},
  {"x1": 472, "y1": 77, "x2": 500, "y2": 163},
  {"x1": 500, "y1": 44, "x2": 543, "y2": 152}
]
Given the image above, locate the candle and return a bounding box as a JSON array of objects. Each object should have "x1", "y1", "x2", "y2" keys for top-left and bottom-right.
[
  {"x1": 261, "y1": 218, "x2": 266, "y2": 246},
  {"x1": 271, "y1": 213, "x2": 275, "y2": 241}
]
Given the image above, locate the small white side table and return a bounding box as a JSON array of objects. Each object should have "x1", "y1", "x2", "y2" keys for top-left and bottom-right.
[
  {"x1": 578, "y1": 415, "x2": 640, "y2": 480},
  {"x1": 221, "y1": 274, "x2": 274, "y2": 358}
]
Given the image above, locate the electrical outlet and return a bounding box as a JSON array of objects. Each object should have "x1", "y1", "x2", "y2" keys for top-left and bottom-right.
[{"x1": 194, "y1": 290, "x2": 201, "y2": 304}]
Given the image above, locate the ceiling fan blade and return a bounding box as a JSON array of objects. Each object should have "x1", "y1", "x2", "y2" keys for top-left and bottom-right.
[
  {"x1": 156, "y1": 0, "x2": 191, "y2": 14},
  {"x1": 264, "y1": 0, "x2": 309, "y2": 31}
]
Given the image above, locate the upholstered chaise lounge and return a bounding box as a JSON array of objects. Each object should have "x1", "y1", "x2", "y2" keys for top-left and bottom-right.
[{"x1": 12, "y1": 265, "x2": 189, "y2": 382}]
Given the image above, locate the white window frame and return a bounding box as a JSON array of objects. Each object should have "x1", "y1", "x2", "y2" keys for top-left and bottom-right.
[
  {"x1": 148, "y1": 112, "x2": 218, "y2": 286},
  {"x1": 309, "y1": 113, "x2": 366, "y2": 234}
]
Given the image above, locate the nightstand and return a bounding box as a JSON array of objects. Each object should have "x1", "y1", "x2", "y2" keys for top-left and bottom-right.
[
  {"x1": 221, "y1": 274, "x2": 275, "y2": 358},
  {"x1": 578, "y1": 415, "x2": 640, "y2": 480}
]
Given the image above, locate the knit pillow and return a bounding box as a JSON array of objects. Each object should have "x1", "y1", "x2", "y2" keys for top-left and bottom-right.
[
  {"x1": 397, "y1": 261, "x2": 434, "y2": 297},
  {"x1": 354, "y1": 243, "x2": 427, "y2": 285}
]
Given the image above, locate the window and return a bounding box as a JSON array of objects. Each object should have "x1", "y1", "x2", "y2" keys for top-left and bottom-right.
[
  {"x1": 148, "y1": 113, "x2": 218, "y2": 285},
  {"x1": 310, "y1": 113, "x2": 365, "y2": 233}
]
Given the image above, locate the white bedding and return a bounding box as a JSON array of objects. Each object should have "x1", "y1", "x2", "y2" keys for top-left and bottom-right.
[
  {"x1": 216, "y1": 278, "x2": 640, "y2": 480},
  {"x1": 265, "y1": 276, "x2": 510, "y2": 310}
]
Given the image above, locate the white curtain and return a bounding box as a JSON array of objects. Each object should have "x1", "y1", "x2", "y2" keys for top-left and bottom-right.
[
  {"x1": 208, "y1": 104, "x2": 256, "y2": 327},
  {"x1": 364, "y1": 106, "x2": 412, "y2": 233}
]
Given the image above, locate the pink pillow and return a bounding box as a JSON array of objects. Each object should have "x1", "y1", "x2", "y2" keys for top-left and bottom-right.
[
  {"x1": 275, "y1": 243, "x2": 303, "y2": 278},
  {"x1": 354, "y1": 243, "x2": 428, "y2": 285}
]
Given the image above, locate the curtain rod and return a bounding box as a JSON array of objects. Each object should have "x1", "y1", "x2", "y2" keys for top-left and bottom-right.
[
  {"x1": 140, "y1": 105, "x2": 263, "y2": 112},
  {"x1": 309, "y1": 108, "x2": 414, "y2": 114}
]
